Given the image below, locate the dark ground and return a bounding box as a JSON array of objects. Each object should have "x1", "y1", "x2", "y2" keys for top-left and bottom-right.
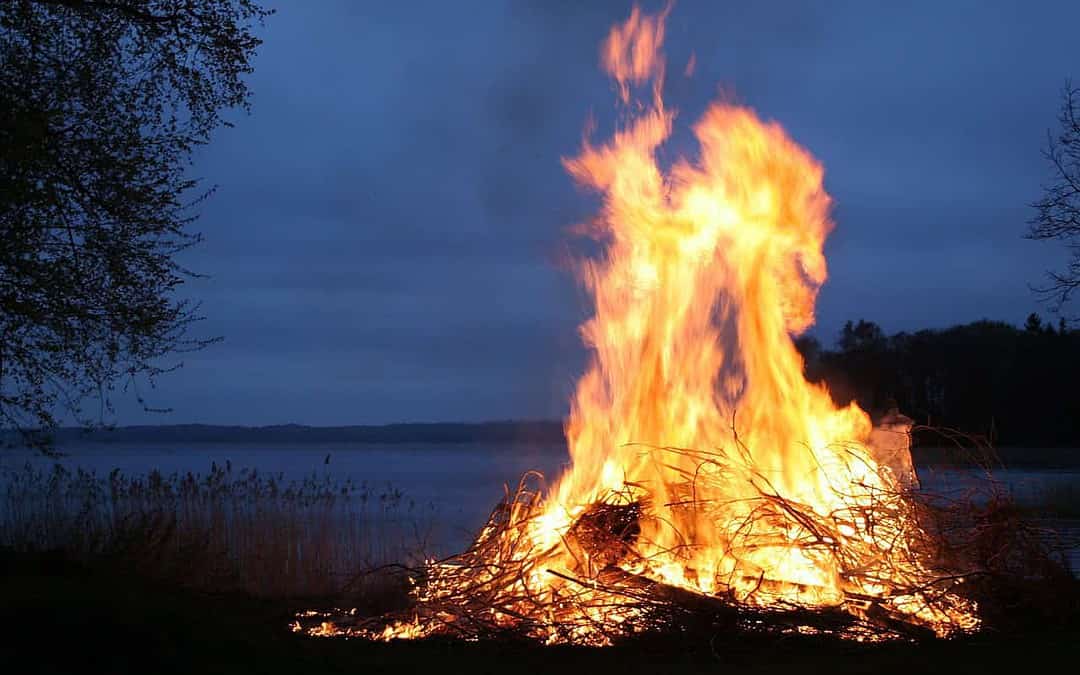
[{"x1": 2, "y1": 550, "x2": 1077, "y2": 675}]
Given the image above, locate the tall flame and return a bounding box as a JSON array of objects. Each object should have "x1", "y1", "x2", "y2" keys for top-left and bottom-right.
[
  {"x1": 554, "y1": 5, "x2": 878, "y2": 604},
  {"x1": 313, "y1": 5, "x2": 978, "y2": 644},
  {"x1": 540, "y1": 4, "x2": 974, "y2": 634}
]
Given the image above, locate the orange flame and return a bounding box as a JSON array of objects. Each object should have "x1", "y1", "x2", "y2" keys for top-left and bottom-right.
[
  {"x1": 324, "y1": 5, "x2": 978, "y2": 644},
  {"x1": 542, "y1": 4, "x2": 974, "y2": 633},
  {"x1": 556, "y1": 15, "x2": 869, "y2": 599}
]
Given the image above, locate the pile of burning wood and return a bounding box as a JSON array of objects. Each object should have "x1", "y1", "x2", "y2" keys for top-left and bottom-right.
[
  {"x1": 293, "y1": 435, "x2": 993, "y2": 644},
  {"x1": 295, "y1": 5, "x2": 1073, "y2": 646},
  {"x1": 294, "y1": 432, "x2": 1068, "y2": 644}
]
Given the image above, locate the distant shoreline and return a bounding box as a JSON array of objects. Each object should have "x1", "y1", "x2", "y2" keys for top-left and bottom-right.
[
  {"x1": 4, "y1": 422, "x2": 1078, "y2": 469},
  {"x1": 8, "y1": 421, "x2": 568, "y2": 446}
]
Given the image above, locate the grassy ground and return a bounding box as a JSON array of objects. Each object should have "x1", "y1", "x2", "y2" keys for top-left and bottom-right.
[{"x1": 2, "y1": 549, "x2": 1077, "y2": 675}]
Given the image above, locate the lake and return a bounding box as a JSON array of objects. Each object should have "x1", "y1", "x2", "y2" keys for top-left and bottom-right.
[{"x1": 3, "y1": 441, "x2": 1078, "y2": 571}]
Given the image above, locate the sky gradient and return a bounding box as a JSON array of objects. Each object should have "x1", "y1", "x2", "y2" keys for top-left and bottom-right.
[{"x1": 119, "y1": 0, "x2": 1080, "y2": 425}]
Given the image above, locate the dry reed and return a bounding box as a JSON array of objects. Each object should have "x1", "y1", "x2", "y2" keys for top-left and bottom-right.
[{"x1": 0, "y1": 461, "x2": 434, "y2": 598}]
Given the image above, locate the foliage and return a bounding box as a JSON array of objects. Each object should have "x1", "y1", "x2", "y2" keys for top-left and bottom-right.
[
  {"x1": 1030, "y1": 81, "x2": 1080, "y2": 317},
  {"x1": 799, "y1": 317, "x2": 1080, "y2": 446},
  {"x1": 0, "y1": 0, "x2": 270, "y2": 448}
]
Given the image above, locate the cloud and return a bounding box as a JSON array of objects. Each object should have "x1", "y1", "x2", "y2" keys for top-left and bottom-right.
[{"x1": 117, "y1": 0, "x2": 1080, "y2": 424}]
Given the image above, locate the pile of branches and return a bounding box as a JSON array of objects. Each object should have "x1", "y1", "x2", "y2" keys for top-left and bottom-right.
[{"x1": 295, "y1": 439, "x2": 1075, "y2": 644}]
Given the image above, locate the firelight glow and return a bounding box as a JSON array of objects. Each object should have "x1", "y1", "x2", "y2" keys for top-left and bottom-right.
[{"x1": 305, "y1": 5, "x2": 979, "y2": 643}]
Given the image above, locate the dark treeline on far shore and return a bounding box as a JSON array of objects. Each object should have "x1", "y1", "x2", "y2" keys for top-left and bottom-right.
[
  {"x1": 7, "y1": 315, "x2": 1076, "y2": 451},
  {"x1": 797, "y1": 314, "x2": 1080, "y2": 447}
]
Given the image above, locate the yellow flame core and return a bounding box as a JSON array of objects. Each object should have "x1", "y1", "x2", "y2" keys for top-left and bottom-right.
[
  {"x1": 359, "y1": 6, "x2": 979, "y2": 644},
  {"x1": 556, "y1": 7, "x2": 872, "y2": 601},
  {"x1": 546, "y1": 6, "x2": 972, "y2": 635}
]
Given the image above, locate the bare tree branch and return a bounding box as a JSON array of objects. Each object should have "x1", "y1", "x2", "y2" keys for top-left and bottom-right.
[{"x1": 1029, "y1": 81, "x2": 1080, "y2": 318}]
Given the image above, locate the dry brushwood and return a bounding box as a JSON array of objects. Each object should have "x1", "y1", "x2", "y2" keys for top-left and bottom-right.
[{"x1": 296, "y1": 433, "x2": 1074, "y2": 644}]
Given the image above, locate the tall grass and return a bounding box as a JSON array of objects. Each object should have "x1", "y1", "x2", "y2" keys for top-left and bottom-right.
[{"x1": 0, "y1": 461, "x2": 435, "y2": 599}]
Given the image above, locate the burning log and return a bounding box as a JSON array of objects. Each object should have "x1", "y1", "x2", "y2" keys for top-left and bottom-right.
[
  {"x1": 566, "y1": 501, "x2": 642, "y2": 570},
  {"x1": 296, "y1": 460, "x2": 988, "y2": 644},
  {"x1": 295, "y1": 426, "x2": 1070, "y2": 645}
]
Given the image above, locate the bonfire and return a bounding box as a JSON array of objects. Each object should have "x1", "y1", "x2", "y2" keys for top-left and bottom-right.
[{"x1": 299, "y1": 5, "x2": 985, "y2": 643}]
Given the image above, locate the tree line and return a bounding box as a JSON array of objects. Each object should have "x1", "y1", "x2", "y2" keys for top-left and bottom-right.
[{"x1": 796, "y1": 315, "x2": 1080, "y2": 447}]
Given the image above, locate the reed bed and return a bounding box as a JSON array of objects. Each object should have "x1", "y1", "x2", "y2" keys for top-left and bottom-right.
[{"x1": 0, "y1": 461, "x2": 434, "y2": 599}]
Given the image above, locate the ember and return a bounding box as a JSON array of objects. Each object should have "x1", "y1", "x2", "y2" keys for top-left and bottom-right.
[{"x1": 299, "y1": 5, "x2": 981, "y2": 643}]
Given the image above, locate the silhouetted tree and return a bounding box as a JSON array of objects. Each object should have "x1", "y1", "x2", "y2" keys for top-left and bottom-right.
[
  {"x1": 793, "y1": 334, "x2": 821, "y2": 369},
  {"x1": 821, "y1": 320, "x2": 894, "y2": 414},
  {"x1": 1025, "y1": 312, "x2": 1044, "y2": 333},
  {"x1": 1029, "y1": 81, "x2": 1080, "y2": 318},
  {"x1": 803, "y1": 318, "x2": 1080, "y2": 446},
  {"x1": 838, "y1": 319, "x2": 887, "y2": 354},
  {"x1": 1, "y1": 1, "x2": 270, "y2": 449}
]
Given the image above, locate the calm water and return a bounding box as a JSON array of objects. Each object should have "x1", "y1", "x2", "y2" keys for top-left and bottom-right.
[{"x1": 3, "y1": 441, "x2": 1078, "y2": 569}]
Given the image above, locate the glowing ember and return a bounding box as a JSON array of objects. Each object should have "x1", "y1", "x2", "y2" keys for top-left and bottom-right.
[{"x1": 304, "y1": 5, "x2": 979, "y2": 644}]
